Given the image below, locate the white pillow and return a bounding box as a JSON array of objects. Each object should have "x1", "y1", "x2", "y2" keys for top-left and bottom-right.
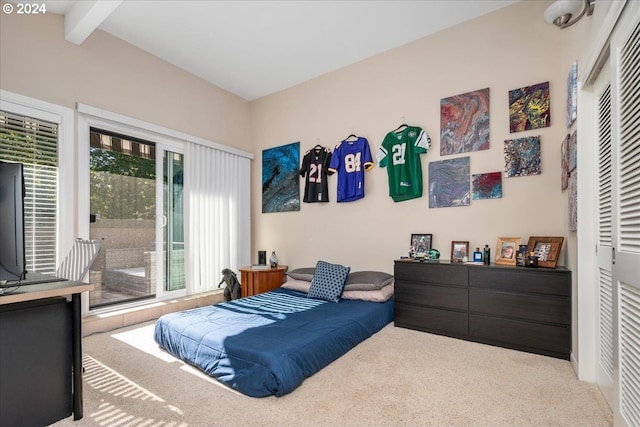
[
  {"x1": 281, "y1": 278, "x2": 312, "y2": 293},
  {"x1": 342, "y1": 282, "x2": 394, "y2": 302}
]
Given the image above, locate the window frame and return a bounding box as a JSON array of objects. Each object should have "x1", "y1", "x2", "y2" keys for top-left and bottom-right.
[{"x1": 0, "y1": 90, "x2": 75, "y2": 272}]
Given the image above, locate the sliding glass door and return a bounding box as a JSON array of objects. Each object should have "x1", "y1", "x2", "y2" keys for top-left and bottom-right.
[
  {"x1": 88, "y1": 128, "x2": 184, "y2": 309},
  {"x1": 158, "y1": 149, "x2": 185, "y2": 294}
]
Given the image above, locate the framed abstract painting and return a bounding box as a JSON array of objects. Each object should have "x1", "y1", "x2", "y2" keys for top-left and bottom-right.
[
  {"x1": 428, "y1": 157, "x2": 470, "y2": 208},
  {"x1": 504, "y1": 136, "x2": 541, "y2": 178},
  {"x1": 509, "y1": 81, "x2": 550, "y2": 133},
  {"x1": 440, "y1": 88, "x2": 490, "y2": 155},
  {"x1": 472, "y1": 172, "x2": 502, "y2": 200},
  {"x1": 262, "y1": 141, "x2": 300, "y2": 213}
]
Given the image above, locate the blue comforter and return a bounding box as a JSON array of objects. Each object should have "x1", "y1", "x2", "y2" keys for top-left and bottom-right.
[{"x1": 154, "y1": 288, "x2": 393, "y2": 397}]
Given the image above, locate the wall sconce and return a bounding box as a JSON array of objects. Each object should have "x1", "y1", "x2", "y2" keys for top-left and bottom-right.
[{"x1": 544, "y1": 0, "x2": 595, "y2": 29}]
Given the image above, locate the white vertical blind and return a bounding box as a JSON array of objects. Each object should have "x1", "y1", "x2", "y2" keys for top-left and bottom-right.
[
  {"x1": 185, "y1": 142, "x2": 250, "y2": 294},
  {"x1": 0, "y1": 110, "x2": 58, "y2": 274}
]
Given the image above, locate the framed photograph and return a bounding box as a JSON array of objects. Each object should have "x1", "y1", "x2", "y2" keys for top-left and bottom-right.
[
  {"x1": 526, "y1": 236, "x2": 565, "y2": 269},
  {"x1": 450, "y1": 241, "x2": 469, "y2": 262},
  {"x1": 410, "y1": 234, "x2": 432, "y2": 258},
  {"x1": 496, "y1": 237, "x2": 521, "y2": 265}
]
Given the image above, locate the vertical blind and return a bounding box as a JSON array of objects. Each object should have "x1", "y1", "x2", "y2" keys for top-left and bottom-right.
[
  {"x1": 185, "y1": 142, "x2": 251, "y2": 294},
  {"x1": 0, "y1": 110, "x2": 58, "y2": 274}
]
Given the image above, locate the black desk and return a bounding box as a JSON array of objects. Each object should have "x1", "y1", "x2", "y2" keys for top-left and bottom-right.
[{"x1": 0, "y1": 278, "x2": 93, "y2": 425}]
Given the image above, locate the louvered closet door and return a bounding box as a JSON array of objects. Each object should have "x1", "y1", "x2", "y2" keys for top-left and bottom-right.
[
  {"x1": 614, "y1": 15, "x2": 640, "y2": 427},
  {"x1": 595, "y1": 66, "x2": 615, "y2": 408}
]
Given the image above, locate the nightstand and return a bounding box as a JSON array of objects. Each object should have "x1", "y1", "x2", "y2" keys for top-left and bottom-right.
[{"x1": 239, "y1": 265, "x2": 288, "y2": 297}]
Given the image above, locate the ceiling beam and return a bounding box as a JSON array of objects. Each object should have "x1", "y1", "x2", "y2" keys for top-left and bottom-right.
[{"x1": 64, "y1": 1, "x2": 124, "y2": 45}]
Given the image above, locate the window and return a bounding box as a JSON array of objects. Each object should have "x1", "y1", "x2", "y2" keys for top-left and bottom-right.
[
  {"x1": 0, "y1": 110, "x2": 58, "y2": 273},
  {"x1": 0, "y1": 91, "x2": 74, "y2": 276}
]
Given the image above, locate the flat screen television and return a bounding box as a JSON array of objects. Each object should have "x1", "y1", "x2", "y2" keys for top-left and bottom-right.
[{"x1": 0, "y1": 161, "x2": 27, "y2": 283}]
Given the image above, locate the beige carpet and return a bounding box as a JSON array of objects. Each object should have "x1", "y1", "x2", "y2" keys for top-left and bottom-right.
[{"x1": 53, "y1": 321, "x2": 612, "y2": 427}]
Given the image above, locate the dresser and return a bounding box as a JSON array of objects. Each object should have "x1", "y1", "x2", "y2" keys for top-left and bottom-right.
[
  {"x1": 239, "y1": 265, "x2": 287, "y2": 298},
  {"x1": 394, "y1": 260, "x2": 571, "y2": 359}
]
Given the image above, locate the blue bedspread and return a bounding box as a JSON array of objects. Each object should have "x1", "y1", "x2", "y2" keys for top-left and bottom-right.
[{"x1": 154, "y1": 288, "x2": 393, "y2": 397}]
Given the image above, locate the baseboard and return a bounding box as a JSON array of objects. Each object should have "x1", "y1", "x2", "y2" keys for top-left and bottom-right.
[{"x1": 81, "y1": 291, "x2": 224, "y2": 336}]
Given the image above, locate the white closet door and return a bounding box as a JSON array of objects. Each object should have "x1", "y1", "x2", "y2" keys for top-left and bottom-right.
[
  {"x1": 614, "y1": 14, "x2": 640, "y2": 427},
  {"x1": 595, "y1": 66, "x2": 615, "y2": 407}
]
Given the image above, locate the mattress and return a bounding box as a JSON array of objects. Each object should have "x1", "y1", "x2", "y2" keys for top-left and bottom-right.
[{"x1": 153, "y1": 287, "x2": 394, "y2": 397}]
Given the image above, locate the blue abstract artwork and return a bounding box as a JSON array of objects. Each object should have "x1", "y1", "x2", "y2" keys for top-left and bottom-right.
[
  {"x1": 472, "y1": 172, "x2": 502, "y2": 200},
  {"x1": 504, "y1": 136, "x2": 541, "y2": 177},
  {"x1": 262, "y1": 142, "x2": 300, "y2": 213},
  {"x1": 428, "y1": 157, "x2": 470, "y2": 208}
]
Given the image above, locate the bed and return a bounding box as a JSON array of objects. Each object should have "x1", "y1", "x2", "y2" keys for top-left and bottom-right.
[{"x1": 153, "y1": 263, "x2": 394, "y2": 397}]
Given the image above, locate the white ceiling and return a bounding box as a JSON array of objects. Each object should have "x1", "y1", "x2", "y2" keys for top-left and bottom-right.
[{"x1": 36, "y1": 0, "x2": 520, "y2": 101}]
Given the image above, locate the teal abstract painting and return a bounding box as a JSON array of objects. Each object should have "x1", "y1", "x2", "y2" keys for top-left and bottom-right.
[{"x1": 262, "y1": 142, "x2": 300, "y2": 213}]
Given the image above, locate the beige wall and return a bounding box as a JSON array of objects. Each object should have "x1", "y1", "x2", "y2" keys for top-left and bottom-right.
[
  {"x1": 0, "y1": 2, "x2": 589, "y2": 277},
  {"x1": 250, "y1": 0, "x2": 580, "y2": 273},
  {"x1": 0, "y1": 7, "x2": 252, "y2": 153},
  {"x1": 1, "y1": 0, "x2": 599, "y2": 361}
]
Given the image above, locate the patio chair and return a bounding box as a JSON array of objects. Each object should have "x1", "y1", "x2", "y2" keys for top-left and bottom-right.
[{"x1": 56, "y1": 238, "x2": 102, "y2": 282}]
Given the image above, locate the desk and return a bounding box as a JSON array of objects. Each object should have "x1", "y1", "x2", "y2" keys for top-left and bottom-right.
[{"x1": 0, "y1": 278, "x2": 93, "y2": 425}]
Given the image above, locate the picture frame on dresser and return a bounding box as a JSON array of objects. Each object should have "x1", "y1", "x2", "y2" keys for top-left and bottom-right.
[
  {"x1": 410, "y1": 234, "x2": 432, "y2": 258},
  {"x1": 450, "y1": 241, "x2": 469, "y2": 262},
  {"x1": 526, "y1": 236, "x2": 564, "y2": 268},
  {"x1": 495, "y1": 237, "x2": 521, "y2": 265}
]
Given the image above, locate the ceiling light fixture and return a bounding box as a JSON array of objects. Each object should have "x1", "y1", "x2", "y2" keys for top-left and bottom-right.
[{"x1": 544, "y1": 0, "x2": 595, "y2": 29}]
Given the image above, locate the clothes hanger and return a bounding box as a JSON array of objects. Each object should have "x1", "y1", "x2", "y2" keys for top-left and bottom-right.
[
  {"x1": 344, "y1": 129, "x2": 358, "y2": 141},
  {"x1": 393, "y1": 117, "x2": 408, "y2": 134},
  {"x1": 393, "y1": 123, "x2": 408, "y2": 134}
]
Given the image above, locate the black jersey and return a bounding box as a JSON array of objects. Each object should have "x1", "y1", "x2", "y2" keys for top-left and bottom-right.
[{"x1": 300, "y1": 145, "x2": 333, "y2": 203}]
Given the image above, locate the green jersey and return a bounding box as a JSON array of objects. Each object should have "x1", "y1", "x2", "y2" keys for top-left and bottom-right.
[{"x1": 377, "y1": 126, "x2": 431, "y2": 202}]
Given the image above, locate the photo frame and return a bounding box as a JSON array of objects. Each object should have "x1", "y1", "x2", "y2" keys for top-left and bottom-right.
[
  {"x1": 495, "y1": 237, "x2": 521, "y2": 265},
  {"x1": 526, "y1": 236, "x2": 565, "y2": 269},
  {"x1": 410, "y1": 234, "x2": 432, "y2": 258},
  {"x1": 450, "y1": 241, "x2": 469, "y2": 262}
]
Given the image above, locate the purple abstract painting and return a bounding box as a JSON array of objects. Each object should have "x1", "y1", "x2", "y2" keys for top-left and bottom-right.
[
  {"x1": 440, "y1": 88, "x2": 490, "y2": 155},
  {"x1": 428, "y1": 157, "x2": 470, "y2": 208}
]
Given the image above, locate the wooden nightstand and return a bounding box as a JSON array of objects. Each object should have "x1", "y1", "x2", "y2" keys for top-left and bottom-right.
[{"x1": 239, "y1": 265, "x2": 288, "y2": 298}]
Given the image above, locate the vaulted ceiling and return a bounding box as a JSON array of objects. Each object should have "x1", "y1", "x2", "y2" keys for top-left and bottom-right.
[{"x1": 37, "y1": 1, "x2": 519, "y2": 101}]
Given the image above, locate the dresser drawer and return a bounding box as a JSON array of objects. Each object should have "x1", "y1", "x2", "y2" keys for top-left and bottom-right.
[
  {"x1": 469, "y1": 314, "x2": 570, "y2": 359},
  {"x1": 395, "y1": 303, "x2": 469, "y2": 337},
  {"x1": 469, "y1": 288, "x2": 570, "y2": 325},
  {"x1": 469, "y1": 267, "x2": 570, "y2": 296},
  {"x1": 395, "y1": 280, "x2": 468, "y2": 311},
  {"x1": 395, "y1": 262, "x2": 468, "y2": 287}
]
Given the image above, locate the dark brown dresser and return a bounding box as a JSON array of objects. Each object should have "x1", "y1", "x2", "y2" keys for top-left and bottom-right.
[{"x1": 394, "y1": 260, "x2": 571, "y2": 359}]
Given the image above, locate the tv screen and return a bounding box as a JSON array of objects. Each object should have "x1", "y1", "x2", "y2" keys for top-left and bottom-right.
[{"x1": 0, "y1": 161, "x2": 27, "y2": 283}]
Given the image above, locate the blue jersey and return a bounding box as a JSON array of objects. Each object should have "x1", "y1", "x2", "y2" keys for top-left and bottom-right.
[{"x1": 328, "y1": 137, "x2": 374, "y2": 202}]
